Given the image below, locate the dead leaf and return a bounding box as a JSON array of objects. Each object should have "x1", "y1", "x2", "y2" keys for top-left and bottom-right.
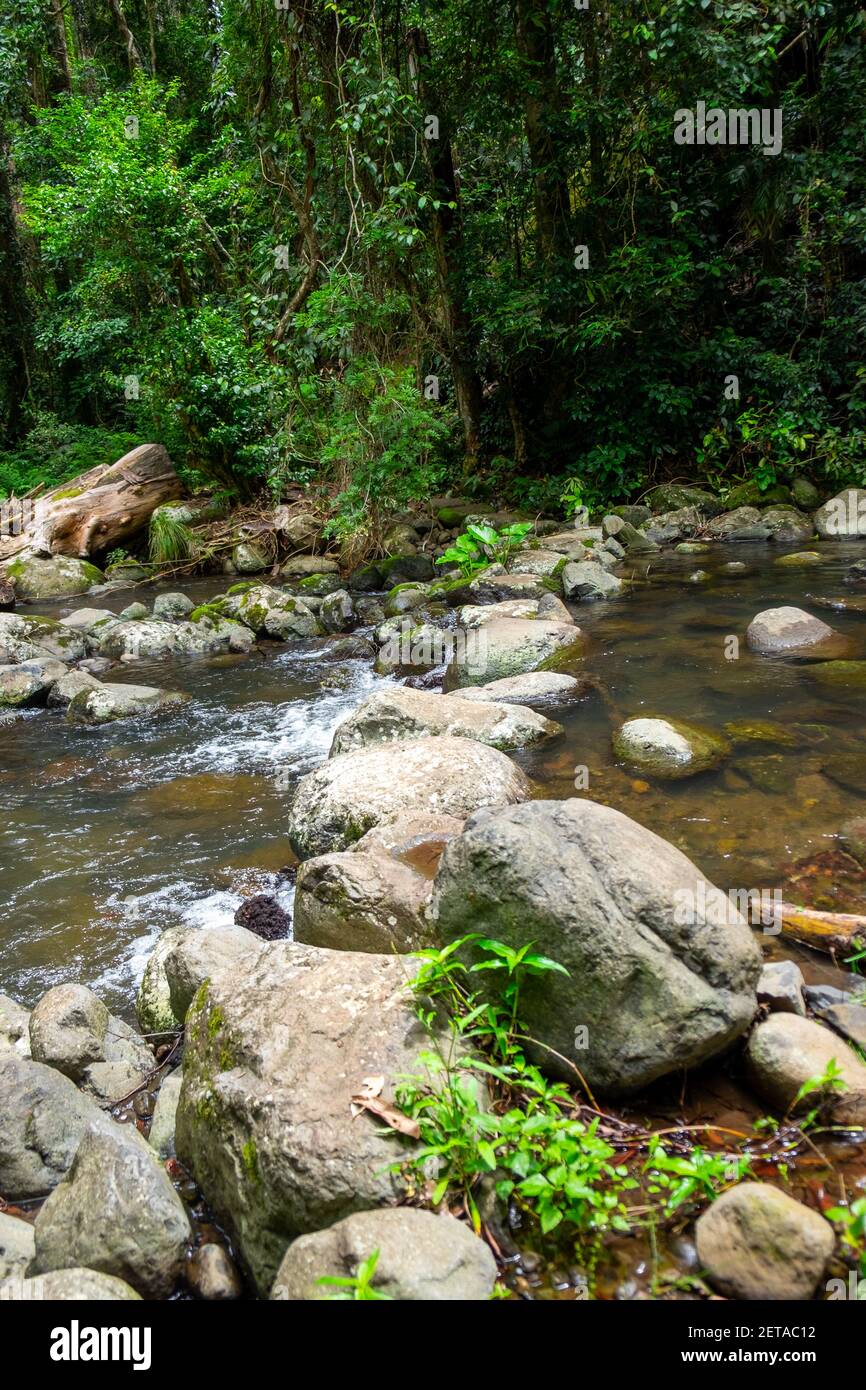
[{"x1": 351, "y1": 1092, "x2": 421, "y2": 1140}]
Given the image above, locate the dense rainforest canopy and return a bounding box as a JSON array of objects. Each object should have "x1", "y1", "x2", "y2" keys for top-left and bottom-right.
[{"x1": 0, "y1": 0, "x2": 864, "y2": 538}]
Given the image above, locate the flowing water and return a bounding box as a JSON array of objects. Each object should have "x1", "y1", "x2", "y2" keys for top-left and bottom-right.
[
  {"x1": 2, "y1": 544, "x2": 865, "y2": 1017},
  {"x1": 3, "y1": 541, "x2": 866, "y2": 1297}
]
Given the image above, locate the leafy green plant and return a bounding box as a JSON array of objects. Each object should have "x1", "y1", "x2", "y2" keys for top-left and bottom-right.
[
  {"x1": 315, "y1": 1248, "x2": 392, "y2": 1301},
  {"x1": 435, "y1": 531, "x2": 485, "y2": 578},
  {"x1": 393, "y1": 935, "x2": 637, "y2": 1243},
  {"x1": 644, "y1": 1138, "x2": 751, "y2": 1217},
  {"x1": 825, "y1": 1197, "x2": 866, "y2": 1277}
]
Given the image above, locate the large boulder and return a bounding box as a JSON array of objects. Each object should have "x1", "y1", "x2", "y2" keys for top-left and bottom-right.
[
  {"x1": 293, "y1": 848, "x2": 431, "y2": 953},
  {"x1": 612, "y1": 716, "x2": 730, "y2": 780},
  {"x1": 695, "y1": 1183, "x2": 834, "y2": 1301},
  {"x1": 2, "y1": 553, "x2": 103, "y2": 600},
  {"x1": 163, "y1": 924, "x2": 266, "y2": 1023},
  {"x1": 96, "y1": 616, "x2": 253, "y2": 660},
  {"x1": 561, "y1": 560, "x2": 623, "y2": 601},
  {"x1": 29, "y1": 983, "x2": 154, "y2": 1104},
  {"x1": 271, "y1": 1209, "x2": 497, "y2": 1301},
  {"x1": 66, "y1": 682, "x2": 189, "y2": 725},
  {"x1": 0, "y1": 1053, "x2": 113, "y2": 1198},
  {"x1": 0, "y1": 665, "x2": 53, "y2": 707},
  {"x1": 427, "y1": 799, "x2": 761, "y2": 1094},
  {"x1": 508, "y1": 549, "x2": 566, "y2": 579},
  {"x1": 330, "y1": 686, "x2": 561, "y2": 756},
  {"x1": 760, "y1": 506, "x2": 814, "y2": 543},
  {"x1": 220, "y1": 584, "x2": 320, "y2": 639},
  {"x1": 644, "y1": 484, "x2": 722, "y2": 517},
  {"x1": 47, "y1": 669, "x2": 103, "y2": 708},
  {"x1": 175, "y1": 942, "x2": 441, "y2": 1294},
  {"x1": 746, "y1": 606, "x2": 837, "y2": 655},
  {"x1": 814, "y1": 487, "x2": 866, "y2": 539},
  {"x1": 0, "y1": 612, "x2": 86, "y2": 663},
  {"x1": 444, "y1": 617, "x2": 585, "y2": 690},
  {"x1": 745, "y1": 1013, "x2": 866, "y2": 1123},
  {"x1": 287, "y1": 736, "x2": 531, "y2": 859},
  {"x1": 706, "y1": 507, "x2": 772, "y2": 542},
  {"x1": 31, "y1": 1122, "x2": 191, "y2": 1298}
]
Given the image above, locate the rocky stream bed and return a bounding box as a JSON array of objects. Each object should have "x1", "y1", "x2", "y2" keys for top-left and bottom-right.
[{"x1": 2, "y1": 483, "x2": 866, "y2": 1301}]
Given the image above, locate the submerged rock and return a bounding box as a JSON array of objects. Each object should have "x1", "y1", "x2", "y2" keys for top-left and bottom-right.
[
  {"x1": 746, "y1": 605, "x2": 837, "y2": 655},
  {"x1": 186, "y1": 1243, "x2": 243, "y2": 1301},
  {"x1": 330, "y1": 685, "x2": 561, "y2": 756},
  {"x1": 449, "y1": 671, "x2": 587, "y2": 706},
  {"x1": 67, "y1": 681, "x2": 189, "y2": 725},
  {"x1": 272, "y1": 1209, "x2": 497, "y2": 1301},
  {"x1": 428, "y1": 799, "x2": 761, "y2": 1094},
  {"x1": 287, "y1": 736, "x2": 532, "y2": 859},
  {"x1": 612, "y1": 716, "x2": 730, "y2": 780},
  {"x1": 32, "y1": 1122, "x2": 191, "y2": 1298},
  {"x1": 695, "y1": 1183, "x2": 834, "y2": 1301},
  {"x1": 176, "y1": 942, "x2": 441, "y2": 1294}
]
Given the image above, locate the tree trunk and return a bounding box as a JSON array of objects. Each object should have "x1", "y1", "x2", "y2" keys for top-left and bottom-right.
[
  {"x1": 407, "y1": 26, "x2": 485, "y2": 469},
  {"x1": 0, "y1": 444, "x2": 182, "y2": 561},
  {"x1": 0, "y1": 127, "x2": 33, "y2": 442},
  {"x1": 514, "y1": 0, "x2": 573, "y2": 266}
]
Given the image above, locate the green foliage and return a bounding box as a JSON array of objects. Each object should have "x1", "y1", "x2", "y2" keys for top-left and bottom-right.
[
  {"x1": 436, "y1": 520, "x2": 534, "y2": 576},
  {"x1": 394, "y1": 935, "x2": 637, "y2": 1245},
  {"x1": 825, "y1": 1197, "x2": 866, "y2": 1278},
  {"x1": 0, "y1": 415, "x2": 143, "y2": 499},
  {"x1": 148, "y1": 508, "x2": 194, "y2": 566},
  {"x1": 315, "y1": 1248, "x2": 392, "y2": 1301},
  {"x1": 644, "y1": 1138, "x2": 751, "y2": 1217}
]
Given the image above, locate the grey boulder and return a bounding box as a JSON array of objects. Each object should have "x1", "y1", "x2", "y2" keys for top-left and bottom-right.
[
  {"x1": 32, "y1": 1121, "x2": 191, "y2": 1298},
  {"x1": 287, "y1": 736, "x2": 532, "y2": 859},
  {"x1": 330, "y1": 685, "x2": 561, "y2": 756},
  {"x1": 176, "y1": 942, "x2": 440, "y2": 1294},
  {"x1": 271, "y1": 1209, "x2": 497, "y2": 1301},
  {"x1": 695, "y1": 1183, "x2": 834, "y2": 1301},
  {"x1": 428, "y1": 799, "x2": 761, "y2": 1094}
]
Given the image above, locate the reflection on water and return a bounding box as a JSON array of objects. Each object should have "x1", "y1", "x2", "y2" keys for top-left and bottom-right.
[{"x1": 1, "y1": 543, "x2": 865, "y2": 1016}]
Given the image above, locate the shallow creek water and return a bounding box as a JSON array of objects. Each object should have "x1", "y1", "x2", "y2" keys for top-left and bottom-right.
[{"x1": 2, "y1": 540, "x2": 865, "y2": 1297}]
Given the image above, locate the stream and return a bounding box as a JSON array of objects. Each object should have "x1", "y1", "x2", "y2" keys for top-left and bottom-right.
[{"x1": 3, "y1": 539, "x2": 866, "y2": 1298}]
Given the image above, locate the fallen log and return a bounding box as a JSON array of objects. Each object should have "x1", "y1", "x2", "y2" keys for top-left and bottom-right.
[
  {"x1": 0, "y1": 443, "x2": 182, "y2": 562},
  {"x1": 779, "y1": 901, "x2": 866, "y2": 957}
]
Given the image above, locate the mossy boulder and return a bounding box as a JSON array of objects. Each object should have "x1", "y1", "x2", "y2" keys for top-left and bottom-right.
[
  {"x1": 613, "y1": 716, "x2": 730, "y2": 779},
  {"x1": 644, "y1": 484, "x2": 722, "y2": 517},
  {"x1": 2, "y1": 553, "x2": 103, "y2": 600},
  {"x1": 444, "y1": 617, "x2": 586, "y2": 691}
]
